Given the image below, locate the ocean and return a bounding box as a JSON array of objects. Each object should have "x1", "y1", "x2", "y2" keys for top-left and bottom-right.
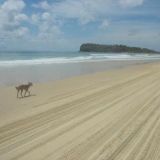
[
  {"x1": 0, "y1": 51, "x2": 160, "y2": 66},
  {"x1": 0, "y1": 51, "x2": 160, "y2": 86}
]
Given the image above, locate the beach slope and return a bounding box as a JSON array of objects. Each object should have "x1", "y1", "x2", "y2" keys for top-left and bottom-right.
[{"x1": 0, "y1": 62, "x2": 160, "y2": 160}]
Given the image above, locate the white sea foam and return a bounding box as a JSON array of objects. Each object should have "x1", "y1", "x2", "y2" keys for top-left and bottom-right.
[
  {"x1": 0, "y1": 53, "x2": 160, "y2": 67},
  {"x1": 0, "y1": 56, "x2": 92, "y2": 66}
]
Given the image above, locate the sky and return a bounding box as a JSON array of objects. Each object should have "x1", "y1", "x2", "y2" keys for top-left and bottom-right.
[{"x1": 0, "y1": 0, "x2": 159, "y2": 51}]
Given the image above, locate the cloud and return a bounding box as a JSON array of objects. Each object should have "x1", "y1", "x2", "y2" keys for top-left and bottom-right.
[
  {"x1": 15, "y1": 27, "x2": 29, "y2": 37},
  {"x1": 33, "y1": 0, "x2": 145, "y2": 25},
  {"x1": 33, "y1": 0, "x2": 114, "y2": 25},
  {"x1": 31, "y1": 12, "x2": 62, "y2": 39},
  {"x1": 0, "y1": 0, "x2": 31, "y2": 51},
  {"x1": 0, "y1": 0, "x2": 28, "y2": 34},
  {"x1": 119, "y1": 0, "x2": 144, "y2": 8},
  {"x1": 15, "y1": 14, "x2": 28, "y2": 22},
  {"x1": 31, "y1": 14, "x2": 40, "y2": 25},
  {"x1": 1, "y1": 0, "x2": 25, "y2": 11},
  {"x1": 32, "y1": 1, "x2": 50, "y2": 10},
  {"x1": 99, "y1": 20, "x2": 110, "y2": 29},
  {"x1": 128, "y1": 28, "x2": 141, "y2": 36},
  {"x1": 50, "y1": 0, "x2": 96, "y2": 24}
]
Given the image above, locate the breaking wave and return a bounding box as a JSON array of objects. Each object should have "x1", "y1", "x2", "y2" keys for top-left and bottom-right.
[{"x1": 0, "y1": 53, "x2": 160, "y2": 67}]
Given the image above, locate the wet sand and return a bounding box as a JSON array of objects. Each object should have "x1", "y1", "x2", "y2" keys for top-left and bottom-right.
[{"x1": 0, "y1": 59, "x2": 156, "y2": 86}]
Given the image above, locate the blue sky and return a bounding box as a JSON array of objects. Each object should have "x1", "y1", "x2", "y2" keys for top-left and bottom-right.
[{"x1": 0, "y1": 0, "x2": 159, "y2": 51}]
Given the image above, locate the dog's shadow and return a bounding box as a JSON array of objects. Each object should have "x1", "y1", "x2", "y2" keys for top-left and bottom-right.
[{"x1": 18, "y1": 94, "x2": 36, "y2": 99}]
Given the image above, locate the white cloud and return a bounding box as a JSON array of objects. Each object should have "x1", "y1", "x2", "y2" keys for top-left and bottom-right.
[
  {"x1": 32, "y1": 1, "x2": 50, "y2": 10},
  {"x1": 15, "y1": 14, "x2": 28, "y2": 22},
  {"x1": 31, "y1": 12, "x2": 62, "y2": 42},
  {"x1": 33, "y1": 0, "x2": 114, "y2": 25},
  {"x1": 42, "y1": 12, "x2": 51, "y2": 21},
  {"x1": 33, "y1": 0, "x2": 145, "y2": 26},
  {"x1": 119, "y1": 0, "x2": 144, "y2": 7},
  {"x1": 31, "y1": 14, "x2": 40, "y2": 25},
  {"x1": 0, "y1": 0, "x2": 28, "y2": 34},
  {"x1": 0, "y1": 0, "x2": 31, "y2": 51},
  {"x1": 1, "y1": 0, "x2": 25, "y2": 11},
  {"x1": 99, "y1": 20, "x2": 110, "y2": 29},
  {"x1": 15, "y1": 27, "x2": 29, "y2": 37},
  {"x1": 51, "y1": 0, "x2": 96, "y2": 24},
  {"x1": 128, "y1": 28, "x2": 140, "y2": 36}
]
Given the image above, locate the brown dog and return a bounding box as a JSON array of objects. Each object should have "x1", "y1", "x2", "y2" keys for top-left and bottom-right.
[{"x1": 15, "y1": 82, "x2": 33, "y2": 98}]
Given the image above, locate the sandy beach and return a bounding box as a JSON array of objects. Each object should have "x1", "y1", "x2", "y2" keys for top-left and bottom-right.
[{"x1": 0, "y1": 61, "x2": 160, "y2": 160}]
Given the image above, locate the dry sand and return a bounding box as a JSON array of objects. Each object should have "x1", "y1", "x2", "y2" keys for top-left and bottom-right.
[{"x1": 0, "y1": 62, "x2": 160, "y2": 160}]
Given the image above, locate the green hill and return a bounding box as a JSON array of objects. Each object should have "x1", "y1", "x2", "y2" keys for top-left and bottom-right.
[{"x1": 80, "y1": 43, "x2": 159, "y2": 53}]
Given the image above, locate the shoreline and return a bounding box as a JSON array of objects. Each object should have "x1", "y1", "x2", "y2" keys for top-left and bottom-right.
[{"x1": 0, "y1": 59, "x2": 159, "y2": 87}]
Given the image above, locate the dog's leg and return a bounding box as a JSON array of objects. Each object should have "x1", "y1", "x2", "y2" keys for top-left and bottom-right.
[
  {"x1": 24, "y1": 90, "x2": 27, "y2": 97},
  {"x1": 28, "y1": 90, "x2": 30, "y2": 96},
  {"x1": 20, "y1": 89, "x2": 23, "y2": 98},
  {"x1": 17, "y1": 90, "x2": 19, "y2": 98}
]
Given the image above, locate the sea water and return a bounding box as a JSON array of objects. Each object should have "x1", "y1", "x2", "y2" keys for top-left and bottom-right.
[{"x1": 0, "y1": 51, "x2": 160, "y2": 66}]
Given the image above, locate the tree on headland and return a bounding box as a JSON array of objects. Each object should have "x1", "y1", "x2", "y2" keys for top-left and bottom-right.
[{"x1": 80, "y1": 43, "x2": 159, "y2": 53}]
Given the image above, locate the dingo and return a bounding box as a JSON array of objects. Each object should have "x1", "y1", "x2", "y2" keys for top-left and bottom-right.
[{"x1": 16, "y1": 82, "x2": 33, "y2": 98}]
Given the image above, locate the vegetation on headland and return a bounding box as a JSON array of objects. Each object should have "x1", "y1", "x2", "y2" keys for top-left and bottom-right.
[{"x1": 80, "y1": 43, "x2": 159, "y2": 53}]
